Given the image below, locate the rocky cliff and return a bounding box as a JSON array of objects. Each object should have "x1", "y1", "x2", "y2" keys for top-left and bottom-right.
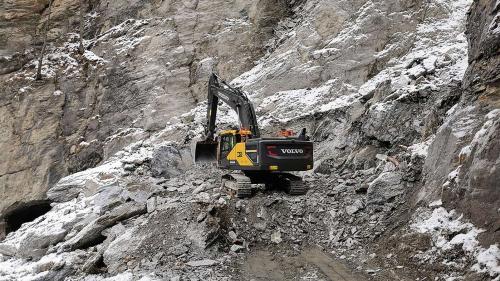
[
  {"x1": 0, "y1": 0, "x2": 498, "y2": 280},
  {"x1": 0, "y1": 0, "x2": 294, "y2": 215}
]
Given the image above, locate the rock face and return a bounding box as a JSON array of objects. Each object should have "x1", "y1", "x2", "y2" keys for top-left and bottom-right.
[
  {"x1": 419, "y1": 0, "x2": 500, "y2": 245},
  {"x1": 0, "y1": 0, "x2": 293, "y2": 216}
]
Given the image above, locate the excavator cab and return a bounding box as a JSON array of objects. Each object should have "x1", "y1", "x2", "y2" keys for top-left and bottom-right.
[
  {"x1": 194, "y1": 129, "x2": 248, "y2": 164},
  {"x1": 218, "y1": 131, "x2": 238, "y2": 167},
  {"x1": 216, "y1": 130, "x2": 251, "y2": 168}
]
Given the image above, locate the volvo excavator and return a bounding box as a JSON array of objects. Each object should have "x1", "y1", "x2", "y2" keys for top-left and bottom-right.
[{"x1": 195, "y1": 73, "x2": 314, "y2": 198}]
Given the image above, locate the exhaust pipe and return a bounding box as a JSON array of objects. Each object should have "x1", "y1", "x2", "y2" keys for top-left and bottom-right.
[{"x1": 194, "y1": 140, "x2": 218, "y2": 163}]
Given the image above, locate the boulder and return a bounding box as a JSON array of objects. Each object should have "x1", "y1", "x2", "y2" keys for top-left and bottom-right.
[
  {"x1": 59, "y1": 202, "x2": 146, "y2": 252},
  {"x1": 345, "y1": 199, "x2": 364, "y2": 215},
  {"x1": 367, "y1": 172, "x2": 404, "y2": 205},
  {"x1": 150, "y1": 145, "x2": 184, "y2": 178},
  {"x1": 103, "y1": 226, "x2": 146, "y2": 274},
  {"x1": 47, "y1": 162, "x2": 121, "y2": 203}
]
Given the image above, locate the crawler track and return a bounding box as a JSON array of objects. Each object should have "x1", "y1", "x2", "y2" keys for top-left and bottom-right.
[{"x1": 222, "y1": 173, "x2": 253, "y2": 198}]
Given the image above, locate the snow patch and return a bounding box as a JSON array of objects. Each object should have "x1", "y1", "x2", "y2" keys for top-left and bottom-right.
[
  {"x1": 83, "y1": 50, "x2": 107, "y2": 64},
  {"x1": 458, "y1": 109, "x2": 499, "y2": 161},
  {"x1": 408, "y1": 136, "x2": 435, "y2": 158},
  {"x1": 411, "y1": 207, "x2": 500, "y2": 278},
  {"x1": 472, "y1": 245, "x2": 500, "y2": 279}
]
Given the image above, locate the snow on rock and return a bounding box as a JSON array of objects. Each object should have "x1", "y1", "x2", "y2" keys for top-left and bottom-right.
[
  {"x1": 96, "y1": 19, "x2": 149, "y2": 43},
  {"x1": 9, "y1": 18, "x2": 151, "y2": 84},
  {"x1": 229, "y1": 0, "x2": 472, "y2": 135},
  {"x1": 47, "y1": 160, "x2": 122, "y2": 203},
  {"x1": 447, "y1": 165, "x2": 461, "y2": 184},
  {"x1": 0, "y1": 137, "x2": 165, "y2": 279},
  {"x1": 459, "y1": 109, "x2": 500, "y2": 159},
  {"x1": 444, "y1": 105, "x2": 478, "y2": 139},
  {"x1": 489, "y1": 13, "x2": 500, "y2": 35},
  {"x1": 230, "y1": 49, "x2": 297, "y2": 90},
  {"x1": 428, "y1": 199, "x2": 442, "y2": 208},
  {"x1": 83, "y1": 50, "x2": 107, "y2": 64},
  {"x1": 145, "y1": 0, "x2": 473, "y2": 140},
  {"x1": 437, "y1": 109, "x2": 499, "y2": 190},
  {"x1": 49, "y1": 138, "x2": 159, "y2": 201},
  {"x1": 158, "y1": 99, "x2": 240, "y2": 141},
  {"x1": 472, "y1": 245, "x2": 500, "y2": 280},
  {"x1": 256, "y1": 79, "x2": 338, "y2": 126},
  {"x1": 94, "y1": 19, "x2": 152, "y2": 56},
  {"x1": 407, "y1": 135, "x2": 435, "y2": 158},
  {"x1": 18, "y1": 86, "x2": 32, "y2": 94},
  {"x1": 0, "y1": 252, "x2": 76, "y2": 281},
  {"x1": 363, "y1": 0, "x2": 471, "y2": 107},
  {"x1": 411, "y1": 207, "x2": 500, "y2": 278},
  {"x1": 10, "y1": 33, "x2": 106, "y2": 82},
  {"x1": 0, "y1": 196, "x2": 97, "y2": 259}
]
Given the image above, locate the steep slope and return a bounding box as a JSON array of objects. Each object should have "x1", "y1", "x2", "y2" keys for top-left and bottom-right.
[
  {"x1": 423, "y1": 0, "x2": 500, "y2": 246},
  {"x1": 0, "y1": 0, "x2": 295, "y2": 217}
]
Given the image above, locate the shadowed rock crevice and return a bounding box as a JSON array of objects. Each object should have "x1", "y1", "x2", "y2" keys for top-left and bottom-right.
[
  {"x1": 3, "y1": 200, "x2": 52, "y2": 235},
  {"x1": 76, "y1": 233, "x2": 107, "y2": 250}
]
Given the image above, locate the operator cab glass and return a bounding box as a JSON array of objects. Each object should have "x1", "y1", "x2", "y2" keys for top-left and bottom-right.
[{"x1": 218, "y1": 132, "x2": 244, "y2": 167}]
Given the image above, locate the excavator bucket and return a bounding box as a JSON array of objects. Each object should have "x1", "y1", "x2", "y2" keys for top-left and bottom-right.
[{"x1": 194, "y1": 140, "x2": 218, "y2": 163}]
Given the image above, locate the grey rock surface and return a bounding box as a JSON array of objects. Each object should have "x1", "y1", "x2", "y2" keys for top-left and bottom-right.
[
  {"x1": 0, "y1": 0, "x2": 499, "y2": 280},
  {"x1": 0, "y1": 0, "x2": 291, "y2": 216},
  {"x1": 418, "y1": 0, "x2": 500, "y2": 245},
  {"x1": 150, "y1": 145, "x2": 184, "y2": 178},
  {"x1": 367, "y1": 172, "x2": 404, "y2": 205},
  {"x1": 59, "y1": 202, "x2": 146, "y2": 252}
]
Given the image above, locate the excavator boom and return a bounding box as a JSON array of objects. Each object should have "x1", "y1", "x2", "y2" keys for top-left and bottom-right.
[
  {"x1": 205, "y1": 73, "x2": 260, "y2": 140},
  {"x1": 195, "y1": 73, "x2": 260, "y2": 162}
]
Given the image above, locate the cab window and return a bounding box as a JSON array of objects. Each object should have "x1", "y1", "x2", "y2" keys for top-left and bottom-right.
[{"x1": 221, "y1": 135, "x2": 233, "y2": 152}]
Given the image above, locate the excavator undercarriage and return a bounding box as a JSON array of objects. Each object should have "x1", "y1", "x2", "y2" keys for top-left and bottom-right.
[{"x1": 222, "y1": 172, "x2": 308, "y2": 198}]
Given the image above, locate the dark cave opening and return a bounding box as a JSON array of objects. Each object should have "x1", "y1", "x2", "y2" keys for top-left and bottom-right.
[{"x1": 3, "y1": 200, "x2": 52, "y2": 235}]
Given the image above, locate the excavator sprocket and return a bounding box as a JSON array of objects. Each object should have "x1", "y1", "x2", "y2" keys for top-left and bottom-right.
[
  {"x1": 286, "y1": 178, "x2": 308, "y2": 195},
  {"x1": 278, "y1": 173, "x2": 308, "y2": 195}
]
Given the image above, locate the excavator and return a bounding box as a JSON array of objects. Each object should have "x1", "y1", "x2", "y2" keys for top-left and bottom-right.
[{"x1": 195, "y1": 73, "x2": 314, "y2": 198}]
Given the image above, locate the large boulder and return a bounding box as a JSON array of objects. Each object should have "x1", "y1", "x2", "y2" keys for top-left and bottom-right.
[
  {"x1": 47, "y1": 162, "x2": 122, "y2": 203},
  {"x1": 103, "y1": 226, "x2": 147, "y2": 275}
]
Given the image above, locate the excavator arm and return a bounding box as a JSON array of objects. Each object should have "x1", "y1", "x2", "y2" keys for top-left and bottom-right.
[
  {"x1": 195, "y1": 73, "x2": 260, "y2": 162},
  {"x1": 204, "y1": 73, "x2": 260, "y2": 140}
]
